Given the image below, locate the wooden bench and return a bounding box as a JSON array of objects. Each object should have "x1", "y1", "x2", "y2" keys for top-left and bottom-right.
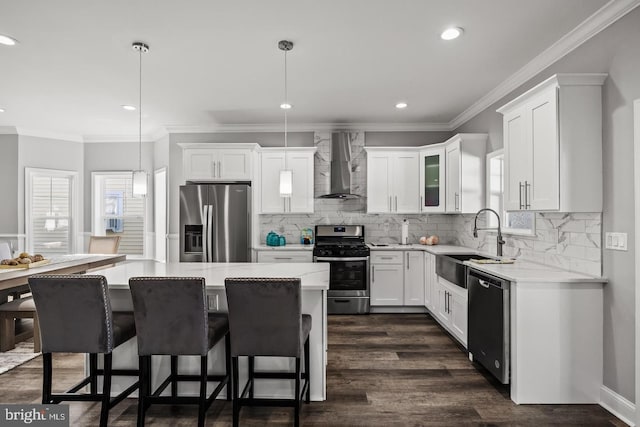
[{"x1": 0, "y1": 297, "x2": 40, "y2": 353}]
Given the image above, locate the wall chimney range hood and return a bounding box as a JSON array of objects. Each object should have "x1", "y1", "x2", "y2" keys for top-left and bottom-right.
[{"x1": 319, "y1": 132, "x2": 360, "y2": 199}]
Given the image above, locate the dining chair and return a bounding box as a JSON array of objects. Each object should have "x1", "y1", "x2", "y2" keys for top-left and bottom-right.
[
  {"x1": 88, "y1": 235, "x2": 121, "y2": 254},
  {"x1": 129, "y1": 276, "x2": 231, "y2": 427},
  {"x1": 28, "y1": 274, "x2": 139, "y2": 427},
  {"x1": 225, "y1": 277, "x2": 311, "y2": 427}
]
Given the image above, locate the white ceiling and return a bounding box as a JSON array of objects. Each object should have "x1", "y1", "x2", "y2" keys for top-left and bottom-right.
[{"x1": 0, "y1": 0, "x2": 612, "y2": 140}]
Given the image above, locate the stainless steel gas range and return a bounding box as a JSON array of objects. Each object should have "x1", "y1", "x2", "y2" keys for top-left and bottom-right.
[{"x1": 313, "y1": 225, "x2": 370, "y2": 314}]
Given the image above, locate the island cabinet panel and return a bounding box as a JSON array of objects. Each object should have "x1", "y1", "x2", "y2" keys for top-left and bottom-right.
[
  {"x1": 510, "y1": 281, "x2": 603, "y2": 404},
  {"x1": 498, "y1": 73, "x2": 606, "y2": 212}
]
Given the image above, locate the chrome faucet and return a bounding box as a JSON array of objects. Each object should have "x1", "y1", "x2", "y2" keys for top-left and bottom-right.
[{"x1": 473, "y1": 208, "x2": 505, "y2": 257}]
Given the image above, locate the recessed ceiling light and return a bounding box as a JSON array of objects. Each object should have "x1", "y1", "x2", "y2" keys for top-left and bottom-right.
[
  {"x1": 280, "y1": 103, "x2": 292, "y2": 110},
  {"x1": 395, "y1": 102, "x2": 408, "y2": 109},
  {"x1": 0, "y1": 34, "x2": 18, "y2": 46},
  {"x1": 121, "y1": 105, "x2": 137, "y2": 111},
  {"x1": 0, "y1": 108, "x2": 5, "y2": 113},
  {"x1": 441, "y1": 27, "x2": 463, "y2": 41}
]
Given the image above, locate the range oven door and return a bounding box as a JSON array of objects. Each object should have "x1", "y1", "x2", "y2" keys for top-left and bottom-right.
[{"x1": 313, "y1": 256, "x2": 369, "y2": 297}]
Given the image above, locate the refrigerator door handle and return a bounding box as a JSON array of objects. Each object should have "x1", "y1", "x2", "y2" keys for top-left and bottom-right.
[
  {"x1": 202, "y1": 204, "x2": 208, "y2": 262},
  {"x1": 207, "y1": 204, "x2": 214, "y2": 262}
]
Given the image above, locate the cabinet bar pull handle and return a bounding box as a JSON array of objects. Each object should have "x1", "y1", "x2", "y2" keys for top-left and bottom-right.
[
  {"x1": 519, "y1": 182, "x2": 524, "y2": 209},
  {"x1": 218, "y1": 161, "x2": 222, "y2": 177},
  {"x1": 372, "y1": 265, "x2": 375, "y2": 282},
  {"x1": 389, "y1": 196, "x2": 392, "y2": 212},
  {"x1": 274, "y1": 257, "x2": 293, "y2": 260},
  {"x1": 406, "y1": 253, "x2": 409, "y2": 270},
  {"x1": 420, "y1": 195, "x2": 423, "y2": 212},
  {"x1": 395, "y1": 196, "x2": 398, "y2": 212},
  {"x1": 212, "y1": 161, "x2": 216, "y2": 178},
  {"x1": 380, "y1": 256, "x2": 393, "y2": 260},
  {"x1": 525, "y1": 181, "x2": 531, "y2": 209}
]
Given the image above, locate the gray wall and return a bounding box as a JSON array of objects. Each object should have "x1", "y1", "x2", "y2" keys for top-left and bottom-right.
[
  {"x1": 170, "y1": 131, "x2": 314, "y2": 147},
  {"x1": 365, "y1": 131, "x2": 453, "y2": 146},
  {"x1": 83, "y1": 141, "x2": 155, "y2": 231},
  {"x1": 18, "y1": 135, "x2": 85, "y2": 238},
  {"x1": 0, "y1": 134, "x2": 19, "y2": 233},
  {"x1": 455, "y1": 7, "x2": 640, "y2": 402}
]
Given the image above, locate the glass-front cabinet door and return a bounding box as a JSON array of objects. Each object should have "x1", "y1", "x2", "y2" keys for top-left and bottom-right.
[{"x1": 419, "y1": 147, "x2": 446, "y2": 212}]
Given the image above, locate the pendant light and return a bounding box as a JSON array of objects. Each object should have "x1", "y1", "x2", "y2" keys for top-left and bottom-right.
[
  {"x1": 132, "y1": 41, "x2": 149, "y2": 197},
  {"x1": 278, "y1": 40, "x2": 293, "y2": 198}
]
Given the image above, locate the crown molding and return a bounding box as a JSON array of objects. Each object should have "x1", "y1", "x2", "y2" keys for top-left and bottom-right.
[
  {"x1": 16, "y1": 127, "x2": 84, "y2": 143},
  {"x1": 449, "y1": 0, "x2": 640, "y2": 130},
  {"x1": 164, "y1": 121, "x2": 451, "y2": 134},
  {"x1": 82, "y1": 133, "x2": 158, "y2": 143},
  {"x1": 0, "y1": 126, "x2": 17, "y2": 134}
]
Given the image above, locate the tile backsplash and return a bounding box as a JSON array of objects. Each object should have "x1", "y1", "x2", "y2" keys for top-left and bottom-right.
[
  {"x1": 259, "y1": 130, "x2": 602, "y2": 276},
  {"x1": 453, "y1": 212, "x2": 602, "y2": 276}
]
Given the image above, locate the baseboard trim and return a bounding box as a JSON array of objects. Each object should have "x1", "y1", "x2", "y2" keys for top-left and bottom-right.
[
  {"x1": 600, "y1": 385, "x2": 635, "y2": 426},
  {"x1": 370, "y1": 306, "x2": 428, "y2": 314}
]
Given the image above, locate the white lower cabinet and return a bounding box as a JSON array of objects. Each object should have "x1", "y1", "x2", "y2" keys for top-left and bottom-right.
[
  {"x1": 370, "y1": 250, "x2": 425, "y2": 307},
  {"x1": 424, "y1": 252, "x2": 437, "y2": 312},
  {"x1": 434, "y1": 276, "x2": 467, "y2": 347},
  {"x1": 403, "y1": 251, "x2": 425, "y2": 306},
  {"x1": 256, "y1": 250, "x2": 313, "y2": 263}
]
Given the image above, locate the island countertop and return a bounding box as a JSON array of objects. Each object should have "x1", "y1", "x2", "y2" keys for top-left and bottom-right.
[{"x1": 89, "y1": 260, "x2": 330, "y2": 290}]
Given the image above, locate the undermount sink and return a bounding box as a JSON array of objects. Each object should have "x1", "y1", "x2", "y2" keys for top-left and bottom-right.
[
  {"x1": 435, "y1": 253, "x2": 496, "y2": 288},
  {"x1": 443, "y1": 253, "x2": 496, "y2": 262}
]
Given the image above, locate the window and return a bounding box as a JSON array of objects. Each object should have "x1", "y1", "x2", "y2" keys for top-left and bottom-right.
[
  {"x1": 26, "y1": 168, "x2": 78, "y2": 256},
  {"x1": 92, "y1": 173, "x2": 146, "y2": 257},
  {"x1": 486, "y1": 150, "x2": 535, "y2": 235}
]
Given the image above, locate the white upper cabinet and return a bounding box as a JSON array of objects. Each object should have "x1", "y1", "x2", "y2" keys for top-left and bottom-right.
[
  {"x1": 419, "y1": 147, "x2": 446, "y2": 213},
  {"x1": 497, "y1": 73, "x2": 607, "y2": 212},
  {"x1": 259, "y1": 148, "x2": 315, "y2": 214},
  {"x1": 365, "y1": 149, "x2": 420, "y2": 213},
  {"x1": 180, "y1": 144, "x2": 255, "y2": 181},
  {"x1": 443, "y1": 134, "x2": 488, "y2": 214}
]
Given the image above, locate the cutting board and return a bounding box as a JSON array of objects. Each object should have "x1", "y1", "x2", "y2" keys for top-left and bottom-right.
[{"x1": 0, "y1": 259, "x2": 51, "y2": 269}]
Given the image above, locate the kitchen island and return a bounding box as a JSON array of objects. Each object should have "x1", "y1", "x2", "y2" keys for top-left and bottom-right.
[{"x1": 89, "y1": 260, "x2": 330, "y2": 401}]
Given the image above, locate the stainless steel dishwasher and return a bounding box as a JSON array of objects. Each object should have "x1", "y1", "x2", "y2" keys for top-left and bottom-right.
[{"x1": 467, "y1": 268, "x2": 510, "y2": 384}]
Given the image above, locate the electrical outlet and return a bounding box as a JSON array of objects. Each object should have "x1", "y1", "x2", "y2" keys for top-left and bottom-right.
[{"x1": 605, "y1": 232, "x2": 627, "y2": 251}]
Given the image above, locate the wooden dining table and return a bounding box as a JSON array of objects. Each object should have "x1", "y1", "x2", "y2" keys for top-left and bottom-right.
[{"x1": 0, "y1": 254, "x2": 126, "y2": 302}]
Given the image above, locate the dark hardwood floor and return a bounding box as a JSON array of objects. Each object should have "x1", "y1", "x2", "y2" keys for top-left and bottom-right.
[{"x1": 0, "y1": 314, "x2": 624, "y2": 426}]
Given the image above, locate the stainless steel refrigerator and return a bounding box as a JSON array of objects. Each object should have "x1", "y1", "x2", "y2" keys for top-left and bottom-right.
[{"x1": 180, "y1": 183, "x2": 251, "y2": 262}]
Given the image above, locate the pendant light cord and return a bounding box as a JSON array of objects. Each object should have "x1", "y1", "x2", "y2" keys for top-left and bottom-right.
[
  {"x1": 284, "y1": 47, "x2": 288, "y2": 170},
  {"x1": 138, "y1": 46, "x2": 143, "y2": 171}
]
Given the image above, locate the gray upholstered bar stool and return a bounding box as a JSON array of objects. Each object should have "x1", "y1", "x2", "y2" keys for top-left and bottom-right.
[
  {"x1": 225, "y1": 277, "x2": 311, "y2": 427},
  {"x1": 28, "y1": 275, "x2": 139, "y2": 427},
  {"x1": 129, "y1": 277, "x2": 231, "y2": 427}
]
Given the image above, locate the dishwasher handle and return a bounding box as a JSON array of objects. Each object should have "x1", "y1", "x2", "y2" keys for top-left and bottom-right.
[{"x1": 468, "y1": 269, "x2": 508, "y2": 290}]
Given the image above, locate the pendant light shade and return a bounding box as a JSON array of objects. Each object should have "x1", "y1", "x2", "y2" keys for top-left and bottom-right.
[
  {"x1": 132, "y1": 170, "x2": 148, "y2": 197},
  {"x1": 132, "y1": 42, "x2": 149, "y2": 198},
  {"x1": 278, "y1": 40, "x2": 294, "y2": 198},
  {"x1": 279, "y1": 169, "x2": 293, "y2": 198}
]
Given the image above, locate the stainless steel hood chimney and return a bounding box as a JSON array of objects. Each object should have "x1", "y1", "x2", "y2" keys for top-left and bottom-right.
[{"x1": 319, "y1": 132, "x2": 360, "y2": 199}]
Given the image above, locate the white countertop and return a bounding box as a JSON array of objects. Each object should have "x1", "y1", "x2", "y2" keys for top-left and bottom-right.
[
  {"x1": 368, "y1": 243, "x2": 478, "y2": 255},
  {"x1": 253, "y1": 244, "x2": 314, "y2": 251},
  {"x1": 89, "y1": 260, "x2": 330, "y2": 290},
  {"x1": 368, "y1": 243, "x2": 606, "y2": 283},
  {"x1": 464, "y1": 258, "x2": 607, "y2": 284}
]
